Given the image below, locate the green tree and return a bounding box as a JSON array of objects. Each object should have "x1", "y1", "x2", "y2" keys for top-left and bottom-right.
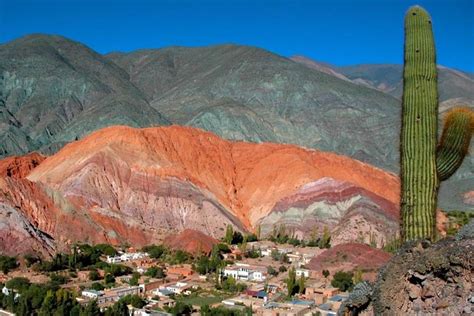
[
  {"x1": 331, "y1": 271, "x2": 354, "y2": 292},
  {"x1": 318, "y1": 226, "x2": 331, "y2": 249},
  {"x1": 39, "y1": 290, "x2": 56, "y2": 316},
  {"x1": 168, "y1": 301, "x2": 192, "y2": 315},
  {"x1": 353, "y1": 268, "x2": 363, "y2": 285},
  {"x1": 104, "y1": 274, "x2": 115, "y2": 285},
  {"x1": 142, "y1": 244, "x2": 166, "y2": 259},
  {"x1": 80, "y1": 299, "x2": 101, "y2": 316},
  {"x1": 267, "y1": 266, "x2": 278, "y2": 276},
  {"x1": 0, "y1": 256, "x2": 18, "y2": 274},
  {"x1": 105, "y1": 300, "x2": 128, "y2": 316},
  {"x1": 225, "y1": 224, "x2": 234, "y2": 244},
  {"x1": 6, "y1": 277, "x2": 31, "y2": 292},
  {"x1": 129, "y1": 272, "x2": 140, "y2": 286},
  {"x1": 298, "y1": 275, "x2": 305, "y2": 294},
  {"x1": 90, "y1": 282, "x2": 105, "y2": 291},
  {"x1": 89, "y1": 269, "x2": 101, "y2": 281},
  {"x1": 286, "y1": 267, "x2": 297, "y2": 296},
  {"x1": 322, "y1": 269, "x2": 330, "y2": 278}
]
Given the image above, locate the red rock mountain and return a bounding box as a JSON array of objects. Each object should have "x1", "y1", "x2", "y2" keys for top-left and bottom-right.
[
  {"x1": 164, "y1": 229, "x2": 219, "y2": 255},
  {"x1": 1, "y1": 125, "x2": 400, "y2": 255}
]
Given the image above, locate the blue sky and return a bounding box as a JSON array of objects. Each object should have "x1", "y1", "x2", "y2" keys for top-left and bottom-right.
[{"x1": 1, "y1": 0, "x2": 473, "y2": 71}]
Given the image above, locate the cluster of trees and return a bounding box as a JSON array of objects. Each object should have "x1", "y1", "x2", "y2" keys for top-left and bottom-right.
[
  {"x1": 0, "y1": 255, "x2": 18, "y2": 274},
  {"x1": 218, "y1": 276, "x2": 247, "y2": 293},
  {"x1": 268, "y1": 224, "x2": 331, "y2": 249},
  {"x1": 285, "y1": 267, "x2": 305, "y2": 297},
  {"x1": 32, "y1": 243, "x2": 117, "y2": 273},
  {"x1": 0, "y1": 276, "x2": 146, "y2": 316},
  {"x1": 141, "y1": 244, "x2": 192, "y2": 265},
  {"x1": 331, "y1": 271, "x2": 355, "y2": 292},
  {"x1": 194, "y1": 243, "x2": 231, "y2": 275},
  {"x1": 266, "y1": 265, "x2": 287, "y2": 277}
]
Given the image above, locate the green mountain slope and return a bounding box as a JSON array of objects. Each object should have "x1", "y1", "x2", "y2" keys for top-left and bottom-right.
[{"x1": 0, "y1": 34, "x2": 169, "y2": 156}]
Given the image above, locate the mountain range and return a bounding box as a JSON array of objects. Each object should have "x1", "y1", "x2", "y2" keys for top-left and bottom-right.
[{"x1": 0, "y1": 34, "x2": 472, "y2": 252}]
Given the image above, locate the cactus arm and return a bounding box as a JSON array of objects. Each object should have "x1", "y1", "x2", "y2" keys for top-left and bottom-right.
[
  {"x1": 400, "y1": 6, "x2": 439, "y2": 241},
  {"x1": 436, "y1": 107, "x2": 474, "y2": 181}
]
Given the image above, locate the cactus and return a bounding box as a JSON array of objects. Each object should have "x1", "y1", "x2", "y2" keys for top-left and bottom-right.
[{"x1": 400, "y1": 6, "x2": 474, "y2": 241}]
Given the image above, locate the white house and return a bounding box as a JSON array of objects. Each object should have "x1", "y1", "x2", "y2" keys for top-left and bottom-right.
[
  {"x1": 296, "y1": 268, "x2": 310, "y2": 278},
  {"x1": 223, "y1": 263, "x2": 267, "y2": 282},
  {"x1": 81, "y1": 289, "x2": 104, "y2": 299}
]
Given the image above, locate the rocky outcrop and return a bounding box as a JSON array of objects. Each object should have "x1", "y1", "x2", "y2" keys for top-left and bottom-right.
[
  {"x1": 164, "y1": 229, "x2": 219, "y2": 255},
  {"x1": 371, "y1": 238, "x2": 473, "y2": 315},
  {"x1": 463, "y1": 191, "x2": 474, "y2": 205},
  {"x1": 0, "y1": 125, "x2": 400, "y2": 255}
]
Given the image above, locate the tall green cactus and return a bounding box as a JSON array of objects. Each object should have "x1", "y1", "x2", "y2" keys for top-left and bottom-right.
[{"x1": 401, "y1": 6, "x2": 474, "y2": 241}]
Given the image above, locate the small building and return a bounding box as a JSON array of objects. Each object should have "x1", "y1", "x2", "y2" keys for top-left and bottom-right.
[
  {"x1": 295, "y1": 268, "x2": 310, "y2": 278},
  {"x1": 223, "y1": 263, "x2": 267, "y2": 282},
  {"x1": 81, "y1": 289, "x2": 104, "y2": 299},
  {"x1": 167, "y1": 266, "x2": 193, "y2": 277}
]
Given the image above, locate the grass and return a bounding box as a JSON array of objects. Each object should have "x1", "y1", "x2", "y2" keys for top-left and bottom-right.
[{"x1": 177, "y1": 294, "x2": 225, "y2": 306}]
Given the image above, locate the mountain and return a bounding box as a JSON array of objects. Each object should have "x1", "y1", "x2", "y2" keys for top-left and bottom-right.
[
  {"x1": 1, "y1": 34, "x2": 472, "y2": 210},
  {"x1": 107, "y1": 45, "x2": 401, "y2": 172},
  {"x1": 291, "y1": 56, "x2": 474, "y2": 211},
  {"x1": 0, "y1": 125, "x2": 399, "y2": 255},
  {"x1": 336, "y1": 63, "x2": 474, "y2": 102},
  {"x1": 0, "y1": 34, "x2": 168, "y2": 157}
]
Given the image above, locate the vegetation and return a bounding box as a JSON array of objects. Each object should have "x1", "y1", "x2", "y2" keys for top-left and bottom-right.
[
  {"x1": 166, "y1": 301, "x2": 192, "y2": 315},
  {"x1": 331, "y1": 271, "x2": 354, "y2": 292},
  {"x1": 445, "y1": 210, "x2": 474, "y2": 235},
  {"x1": 141, "y1": 244, "x2": 166, "y2": 259},
  {"x1": 145, "y1": 266, "x2": 166, "y2": 278},
  {"x1": 219, "y1": 276, "x2": 247, "y2": 293},
  {"x1": 400, "y1": 6, "x2": 474, "y2": 241},
  {"x1": 0, "y1": 255, "x2": 18, "y2": 274},
  {"x1": 201, "y1": 304, "x2": 253, "y2": 315}
]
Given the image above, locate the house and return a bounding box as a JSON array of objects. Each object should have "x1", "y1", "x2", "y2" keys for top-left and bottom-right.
[
  {"x1": 304, "y1": 284, "x2": 340, "y2": 304},
  {"x1": 223, "y1": 263, "x2": 267, "y2": 282},
  {"x1": 295, "y1": 268, "x2": 310, "y2": 278},
  {"x1": 167, "y1": 266, "x2": 193, "y2": 277},
  {"x1": 81, "y1": 289, "x2": 104, "y2": 299},
  {"x1": 141, "y1": 279, "x2": 165, "y2": 293},
  {"x1": 157, "y1": 282, "x2": 192, "y2": 295},
  {"x1": 106, "y1": 252, "x2": 149, "y2": 264},
  {"x1": 97, "y1": 286, "x2": 143, "y2": 305}
]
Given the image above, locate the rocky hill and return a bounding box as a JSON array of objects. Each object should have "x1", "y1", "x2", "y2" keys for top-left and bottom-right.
[
  {"x1": 1, "y1": 34, "x2": 472, "y2": 210},
  {"x1": 0, "y1": 125, "x2": 399, "y2": 255}
]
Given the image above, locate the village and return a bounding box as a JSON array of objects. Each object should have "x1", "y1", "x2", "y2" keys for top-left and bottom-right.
[{"x1": 0, "y1": 227, "x2": 378, "y2": 316}]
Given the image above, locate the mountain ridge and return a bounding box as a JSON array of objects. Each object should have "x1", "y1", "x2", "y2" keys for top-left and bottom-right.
[{"x1": 1, "y1": 34, "x2": 472, "y2": 211}]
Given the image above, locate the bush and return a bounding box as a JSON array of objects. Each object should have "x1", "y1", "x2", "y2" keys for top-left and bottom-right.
[
  {"x1": 6, "y1": 277, "x2": 30, "y2": 292},
  {"x1": 267, "y1": 266, "x2": 278, "y2": 276},
  {"x1": 0, "y1": 256, "x2": 18, "y2": 274},
  {"x1": 89, "y1": 269, "x2": 101, "y2": 281},
  {"x1": 142, "y1": 245, "x2": 167, "y2": 259},
  {"x1": 90, "y1": 282, "x2": 105, "y2": 291},
  {"x1": 104, "y1": 274, "x2": 115, "y2": 285},
  {"x1": 331, "y1": 271, "x2": 354, "y2": 292}
]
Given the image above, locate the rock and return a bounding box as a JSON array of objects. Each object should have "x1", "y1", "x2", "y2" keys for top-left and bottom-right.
[
  {"x1": 407, "y1": 283, "x2": 421, "y2": 300},
  {"x1": 372, "y1": 238, "x2": 473, "y2": 315}
]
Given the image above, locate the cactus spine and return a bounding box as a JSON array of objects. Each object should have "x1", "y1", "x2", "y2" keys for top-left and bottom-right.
[{"x1": 401, "y1": 6, "x2": 474, "y2": 241}]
